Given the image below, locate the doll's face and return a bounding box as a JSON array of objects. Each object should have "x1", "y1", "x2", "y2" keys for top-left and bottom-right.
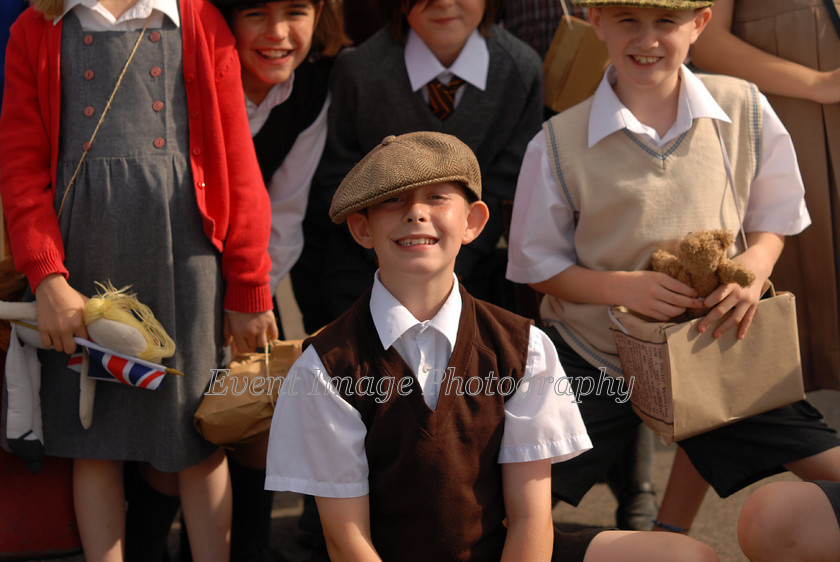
[{"x1": 232, "y1": 0, "x2": 320, "y2": 104}]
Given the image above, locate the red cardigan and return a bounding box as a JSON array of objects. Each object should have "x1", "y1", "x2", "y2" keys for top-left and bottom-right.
[{"x1": 0, "y1": 0, "x2": 272, "y2": 312}]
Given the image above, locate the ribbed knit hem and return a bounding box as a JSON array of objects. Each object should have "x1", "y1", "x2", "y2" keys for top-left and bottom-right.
[
  {"x1": 22, "y1": 250, "x2": 68, "y2": 291},
  {"x1": 223, "y1": 283, "x2": 273, "y2": 313}
]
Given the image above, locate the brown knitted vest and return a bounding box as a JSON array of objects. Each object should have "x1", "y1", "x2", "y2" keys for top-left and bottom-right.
[{"x1": 307, "y1": 285, "x2": 533, "y2": 561}]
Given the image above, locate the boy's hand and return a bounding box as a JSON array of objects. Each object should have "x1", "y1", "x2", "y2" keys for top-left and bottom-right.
[
  {"x1": 34, "y1": 273, "x2": 89, "y2": 354},
  {"x1": 619, "y1": 271, "x2": 705, "y2": 321},
  {"x1": 697, "y1": 232, "x2": 784, "y2": 340},
  {"x1": 697, "y1": 277, "x2": 766, "y2": 340},
  {"x1": 224, "y1": 310, "x2": 278, "y2": 354}
]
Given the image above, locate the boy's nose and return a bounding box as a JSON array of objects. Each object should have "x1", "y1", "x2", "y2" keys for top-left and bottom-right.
[
  {"x1": 636, "y1": 26, "x2": 659, "y2": 49},
  {"x1": 404, "y1": 202, "x2": 429, "y2": 223}
]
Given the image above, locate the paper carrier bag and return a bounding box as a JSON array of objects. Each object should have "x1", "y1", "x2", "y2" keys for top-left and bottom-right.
[
  {"x1": 194, "y1": 339, "x2": 303, "y2": 447},
  {"x1": 609, "y1": 286, "x2": 805, "y2": 444},
  {"x1": 543, "y1": 15, "x2": 610, "y2": 114}
]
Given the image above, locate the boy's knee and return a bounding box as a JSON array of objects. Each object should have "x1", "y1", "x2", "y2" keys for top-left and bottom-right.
[{"x1": 737, "y1": 481, "x2": 807, "y2": 560}]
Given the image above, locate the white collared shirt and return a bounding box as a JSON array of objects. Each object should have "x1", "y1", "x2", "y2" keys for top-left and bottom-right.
[
  {"x1": 245, "y1": 77, "x2": 330, "y2": 293},
  {"x1": 404, "y1": 28, "x2": 488, "y2": 107},
  {"x1": 265, "y1": 273, "x2": 592, "y2": 498},
  {"x1": 506, "y1": 64, "x2": 811, "y2": 285},
  {"x1": 58, "y1": 0, "x2": 179, "y2": 29}
]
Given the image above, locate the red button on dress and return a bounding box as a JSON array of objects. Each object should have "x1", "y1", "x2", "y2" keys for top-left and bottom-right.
[
  {"x1": 84, "y1": 69, "x2": 94, "y2": 80},
  {"x1": 83, "y1": 106, "x2": 95, "y2": 117},
  {"x1": 149, "y1": 31, "x2": 161, "y2": 42},
  {"x1": 150, "y1": 67, "x2": 162, "y2": 78},
  {"x1": 153, "y1": 101, "x2": 164, "y2": 112},
  {"x1": 83, "y1": 34, "x2": 93, "y2": 45},
  {"x1": 154, "y1": 137, "x2": 166, "y2": 148}
]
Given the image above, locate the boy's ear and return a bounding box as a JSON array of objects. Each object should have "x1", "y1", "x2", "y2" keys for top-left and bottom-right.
[
  {"x1": 462, "y1": 201, "x2": 490, "y2": 245},
  {"x1": 690, "y1": 7, "x2": 713, "y2": 43},
  {"x1": 588, "y1": 8, "x2": 606, "y2": 41},
  {"x1": 346, "y1": 212, "x2": 375, "y2": 250}
]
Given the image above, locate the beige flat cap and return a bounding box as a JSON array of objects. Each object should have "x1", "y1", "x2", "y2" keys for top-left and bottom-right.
[{"x1": 329, "y1": 131, "x2": 482, "y2": 224}]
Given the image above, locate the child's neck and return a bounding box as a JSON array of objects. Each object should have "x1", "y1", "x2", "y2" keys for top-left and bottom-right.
[
  {"x1": 615, "y1": 73, "x2": 681, "y2": 139},
  {"x1": 99, "y1": 0, "x2": 140, "y2": 19},
  {"x1": 379, "y1": 270, "x2": 455, "y2": 323}
]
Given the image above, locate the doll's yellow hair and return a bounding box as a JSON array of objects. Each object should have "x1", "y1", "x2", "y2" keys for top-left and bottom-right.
[{"x1": 84, "y1": 281, "x2": 176, "y2": 361}]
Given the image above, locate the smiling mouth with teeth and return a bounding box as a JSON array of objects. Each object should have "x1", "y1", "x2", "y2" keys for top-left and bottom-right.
[
  {"x1": 632, "y1": 55, "x2": 660, "y2": 65},
  {"x1": 258, "y1": 49, "x2": 292, "y2": 60},
  {"x1": 396, "y1": 238, "x2": 438, "y2": 247}
]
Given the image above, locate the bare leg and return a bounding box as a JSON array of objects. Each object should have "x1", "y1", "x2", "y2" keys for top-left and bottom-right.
[
  {"x1": 738, "y1": 481, "x2": 840, "y2": 562},
  {"x1": 584, "y1": 530, "x2": 719, "y2": 562},
  {"x1": 73, "y1": 458, "x2": 125, "y2": 562},
  {"x1": 654, "y1": 447, "x2": 709, "y2": 533},
  {"x1": 178, "y1": 448, "x2": 232, "y2": 562},
  {"x1": 784, "y1": 445, "x2": 840, "y2": 480}
]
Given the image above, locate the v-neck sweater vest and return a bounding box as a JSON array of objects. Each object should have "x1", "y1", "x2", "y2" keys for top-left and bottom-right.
[
  {"x1": 541, "y1": 73, "x2": 761, "y2": 376},
  {"x1": 307, "y1": 285, "x2": 532, "y2": 561}
]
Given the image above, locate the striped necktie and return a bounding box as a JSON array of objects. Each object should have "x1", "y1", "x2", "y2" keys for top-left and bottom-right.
[{"x1": 427, "y1": 77, "x2": 465, "y2": 120}]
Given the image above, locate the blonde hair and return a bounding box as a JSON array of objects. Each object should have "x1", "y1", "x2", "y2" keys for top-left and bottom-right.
[
  {"x1": 84, "y1": 281, "x2": 176, "y2": 361},
  {"x1": 30, "y1": 0, "x2": 65, "y2": 19}
]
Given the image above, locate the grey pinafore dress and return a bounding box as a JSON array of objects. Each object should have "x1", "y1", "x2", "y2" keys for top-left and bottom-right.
[
  {"x1": 36, "y1": 12, "x2": 223, "y2": 472},
  {"x1": 731, "y1": 0, "x2": 840, "y2": 391}
]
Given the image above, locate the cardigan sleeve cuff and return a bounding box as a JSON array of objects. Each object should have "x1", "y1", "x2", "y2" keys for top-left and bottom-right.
[
  {"x1": 22, "y1": 252, "x2": 69, "y2": 293},
  {"x1": 223, "y1": 283, "x2": 273, "y2": 313}
]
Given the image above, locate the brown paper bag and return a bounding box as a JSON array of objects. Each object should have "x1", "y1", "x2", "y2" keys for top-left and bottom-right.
[
  {"x1": 609, "y1": 287, "x2": 805, "y2": 444},
  {"x1": 543, "y1": 15, "x2": 610, "y2": 114},
  {"x1": 194, "y1": 339, "x2": 304, "y2": 447}
]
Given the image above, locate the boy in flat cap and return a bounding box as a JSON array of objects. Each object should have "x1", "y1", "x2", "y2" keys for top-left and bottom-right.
[
  {"x1": 507, "y1": 0, "x2": 840, "y2": 539},
  {"x1": 265, "y1": 131, "x2": 717, "y2": 561}
]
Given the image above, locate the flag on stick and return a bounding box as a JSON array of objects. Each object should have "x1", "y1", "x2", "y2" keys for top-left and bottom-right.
[{"x1": 68, "y1": 338, "x2": 170, "y2": 390}]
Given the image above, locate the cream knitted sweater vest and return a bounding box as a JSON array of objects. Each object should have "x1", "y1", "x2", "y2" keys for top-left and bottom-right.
[{"x1": 541, "y1": 74, "x2": 761, "y2": 376}]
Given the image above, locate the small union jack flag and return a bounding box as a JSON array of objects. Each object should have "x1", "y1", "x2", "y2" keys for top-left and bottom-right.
[{"x1": 68, "y1": 338, "x2": 168, "y2": 390}]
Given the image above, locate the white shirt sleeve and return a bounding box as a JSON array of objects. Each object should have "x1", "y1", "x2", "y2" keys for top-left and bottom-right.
[
  {"x1": 505, "y1": 131, "x2": 578, "y2": 285},
  {"x1": 743, "y1": 94, "x2": 811, "y2": 236},
  {"x1": 265, "y1": 345, "x2": 370, "y2": 498},
  {"x1": 498, "y1": 325, "x2": 592, "y2": 464},
  {"x1": 266, "y1": 96, "x2": 330, "y2": 294}
]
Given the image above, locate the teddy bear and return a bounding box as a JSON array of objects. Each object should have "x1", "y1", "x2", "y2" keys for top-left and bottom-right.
[{"x1": 650, "y1": 229, "x2": 755, "y2": 317}]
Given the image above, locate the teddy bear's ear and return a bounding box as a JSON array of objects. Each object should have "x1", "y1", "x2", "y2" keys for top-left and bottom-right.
[{"x1": 713, "y1": 229, "x2": 734, "y2": 248}]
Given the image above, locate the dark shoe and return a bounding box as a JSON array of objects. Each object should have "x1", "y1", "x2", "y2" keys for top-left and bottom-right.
[{"x1": 615, "y1": 481, "x2": 658, "y2": 531}]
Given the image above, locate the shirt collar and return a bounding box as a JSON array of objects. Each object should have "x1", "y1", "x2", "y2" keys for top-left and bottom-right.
[
  {"x1": 369, "y1": 271, "x2": 462, "y2": 352},
  {"x1": 58, "y1": 0, "x2": 181, "y2": 27},
  {"x1": 245, "y1": 75, "x2": 295, "y2": 119},
  {"x1": 588, "y1": 64, "x2": 731, "y2": 148},
  {"x1": 405, "y1": 28, "x2": 488, "y2": 92}
]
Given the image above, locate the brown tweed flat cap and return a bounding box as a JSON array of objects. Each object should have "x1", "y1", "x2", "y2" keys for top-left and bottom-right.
[
  {"x1": 329, "y1": 132, "x2": 482, "y2": 224},
  {"x1": 573, "y1": 0, "x2": 713, "y2": 7}
]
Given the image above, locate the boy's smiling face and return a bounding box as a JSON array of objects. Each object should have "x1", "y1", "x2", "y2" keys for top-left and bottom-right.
[
  {"x1": 407, "y1": 0, "x2": 485, "y2": 67},
  {"x1": 589, "y1": 7, "x2": 710, "y2": 98},
  {"x1": 232, "y1": 0, "x2": 320, "y2": 104},
  {"x1": 346, "y1": 182, "x2": 488, "y2": 287}
]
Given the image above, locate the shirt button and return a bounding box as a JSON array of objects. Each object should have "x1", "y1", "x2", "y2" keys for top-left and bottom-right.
[
  {"x1": 82, "y1": 141, "x2": 92, "y2": 152},
  {"x1": 149, "y1": 31, "x2": 161, "y2": 42},
  {"x1": 83, "y1": 34, "x2": 93, "y2": 45},
  {"x1": 150, "y1": 66, "x2": 162, "y2": 78},
  {"x1": 154, "y1": 137, "x2": 166, "y2": 148},
  {"x1": 152, "y1": 101, "x2": 164, "y2": 112},
  {"x1": 84, "y1": 69, "x2": 94, "y2": 80},
  {"x1": 192, "y1": 147, "x2": 202, "y2": 156},
  {"x1": 83, "y1": 106, "x2": 95, "y2": 117}
]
